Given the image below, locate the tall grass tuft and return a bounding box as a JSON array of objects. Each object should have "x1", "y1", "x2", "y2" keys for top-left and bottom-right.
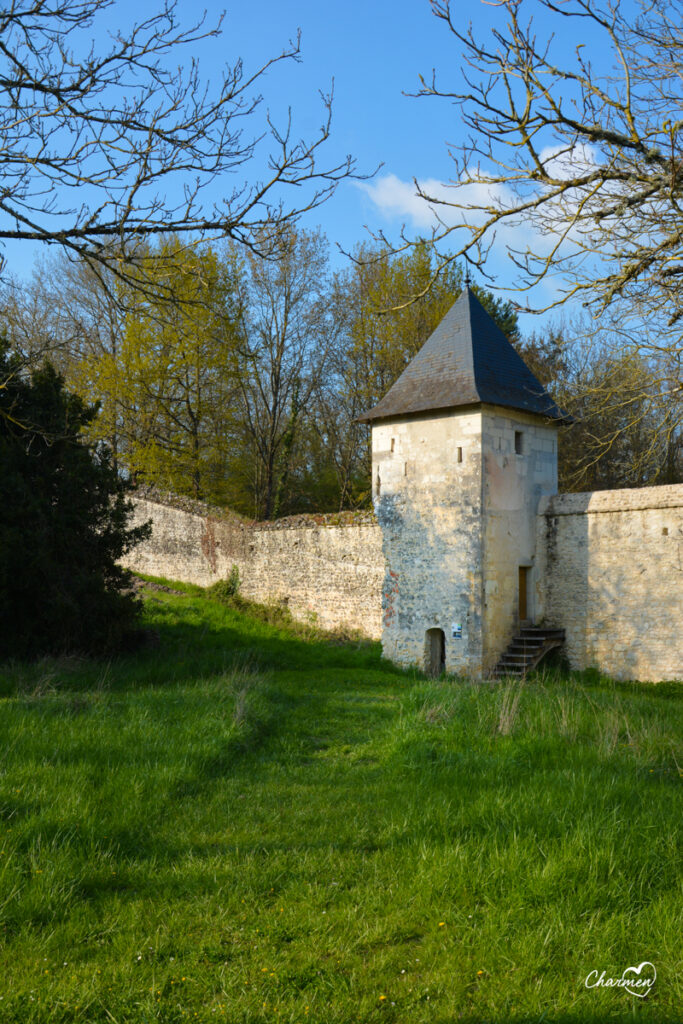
[{"x1": 495, "y1": 677, "x2": 525, "y2": 735}]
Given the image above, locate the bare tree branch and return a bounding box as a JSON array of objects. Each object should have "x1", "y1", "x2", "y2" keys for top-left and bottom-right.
[
  {"x1": 0, "y1": 0, "x2": 360, "y2": 293},
  {"x1": 381, "y1": 0, "x2": 683, "y2": 342}
]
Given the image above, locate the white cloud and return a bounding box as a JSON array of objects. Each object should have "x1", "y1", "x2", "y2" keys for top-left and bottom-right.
[
  {"x1": 538, "y1": 142, "x2": 600, "y2": 180},
  {"x1": 359, "y1": 147, "x2": 603, "y2": 242},
  {"x1": 358, "y1": 172, "x2": 536, "y2": 252},
  {"x1": 357, "y1": 171, "x2": 577, "y2": 309},
  {"x1": 357, "y1": 174, "x2": 456, "y2": 230}
]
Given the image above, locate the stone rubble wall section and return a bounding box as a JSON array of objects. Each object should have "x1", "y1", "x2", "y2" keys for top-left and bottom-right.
[
  {"x1": 537, "y1": 485, "x2": 683, "y2": 681},
  {"x1": 122, "y1": 496, "x2": 384, "y2": 639}
]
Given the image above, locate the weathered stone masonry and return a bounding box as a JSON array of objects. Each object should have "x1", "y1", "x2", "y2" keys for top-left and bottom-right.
[
  {"x1": 359, "y1": 286, "x2": 566, "y2": 679},
  {"x1": 123, "y1": 489, "x2": 385, "y2": 639},
  {"x1": 125, "y1": 481, "x2": 682, "y2": 681},
  {"x1": 536, "y1": 486, "x2": 683, "y2": 682},
  {"x1": 372, "y1": 409, "x2": 486, "y2": 676}
]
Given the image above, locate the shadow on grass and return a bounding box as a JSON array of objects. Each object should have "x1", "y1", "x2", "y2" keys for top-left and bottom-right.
[
  {"x1": 147, "y1": 600, "x2": 384, "y2": 673},
  {"x1": 0, "y1": 593, "x2": 393, "y2": 697}
]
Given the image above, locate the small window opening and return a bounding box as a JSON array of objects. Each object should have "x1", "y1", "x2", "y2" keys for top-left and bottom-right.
[
  {"x1": 375, "y1": 470, "x2": 381, "y2": 498},
  {"x1": 390, "y1": 437, "x2": 395, "y2": 452},
  {"x1": 662, "y1": 527, "x2": 669, "y2": 536},
  {"x1": 425, "y1": 628, "x2": 446, "y2": 678},
  {"x1": 514, "y1": 430, "x2": 524, "y2": 455},
  {"x1": 404, "y1": 462, "x2": 408, "y2": 477},
  {"x1": 457, "y1": 446, "x2": 463, "y2": 463}
]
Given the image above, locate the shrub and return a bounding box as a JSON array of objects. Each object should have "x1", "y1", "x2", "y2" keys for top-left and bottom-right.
[{"x1": 208, "y1": 565, "x2": 240, "y2": 602}]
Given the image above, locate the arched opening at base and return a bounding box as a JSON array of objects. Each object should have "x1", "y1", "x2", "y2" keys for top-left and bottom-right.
[{"x1": 425, "y1": 628, "x2": 446, "y2": 677}]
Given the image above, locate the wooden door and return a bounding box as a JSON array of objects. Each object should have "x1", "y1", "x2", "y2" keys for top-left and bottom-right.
[
  {"x1": 518, "y1": 566, "x2": 529, "y2": 622},
  {"x1": 426, "y1": 628, "x2": 445, "y2": 677}
]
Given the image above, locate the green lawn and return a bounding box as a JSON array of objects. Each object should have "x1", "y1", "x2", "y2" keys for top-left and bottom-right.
[{"x1": 0, "y1": 582, "x2": 681, "y2": 1023}]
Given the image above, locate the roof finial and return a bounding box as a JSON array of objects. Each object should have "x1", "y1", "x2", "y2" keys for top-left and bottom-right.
[{"x1": 464, "y1": 265, "x2": 471, "y2": 289}]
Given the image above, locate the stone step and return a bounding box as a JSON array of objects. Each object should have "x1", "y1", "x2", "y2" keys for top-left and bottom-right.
[{"x1": 493, "y1": 625, "x2": 566, "y2": 678}]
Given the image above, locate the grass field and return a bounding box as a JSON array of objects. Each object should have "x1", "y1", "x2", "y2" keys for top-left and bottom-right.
[{"x1": 0, "y1": 581, "x2": 681, "y2": 1023}]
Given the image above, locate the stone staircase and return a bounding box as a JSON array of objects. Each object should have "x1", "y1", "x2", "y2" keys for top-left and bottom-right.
[{"x1": 492, "y1": 626, "x2": 566, "y2": 678}]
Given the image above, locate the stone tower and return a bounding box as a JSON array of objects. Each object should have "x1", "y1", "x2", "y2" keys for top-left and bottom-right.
[{"x1": 358, "y1": 287, "x2": 567, "y2": 677}]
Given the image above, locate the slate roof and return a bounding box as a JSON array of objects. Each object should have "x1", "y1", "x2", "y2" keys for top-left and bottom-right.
[{"x1": 357, "y1": 287, "x2": 568, "y2": 423}]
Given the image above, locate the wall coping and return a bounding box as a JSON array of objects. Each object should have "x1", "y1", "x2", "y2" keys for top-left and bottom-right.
[
  {"x1": 539, "y1": 483, "x2": 683, "y2": 517},
  {"x1": 136, "y1": 482, "x2": 683, "y2": 526},
  {"x1": 133, "y1": 485, "x2": 378, "y2": 531}
]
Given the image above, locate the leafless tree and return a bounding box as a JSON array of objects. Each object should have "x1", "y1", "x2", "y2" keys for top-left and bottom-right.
[
  {"x1": 405, "y1": 2, "x2": 679, "y2": 325},
  {"x1": 521, "y1": 316, "x2": 682, "y2": 488},
  {"x1": 377, "y1": 0, "x2": 682, "y2": 475},
  {"x1": 0, "y1": 254, "x2": 126, "y2": 449},
  {"x1": 0, "y1": 0, "x2": 356, "y2": 292},
  {"x1": 234, "y1": 226, "x2": 334, "y2": 519}
]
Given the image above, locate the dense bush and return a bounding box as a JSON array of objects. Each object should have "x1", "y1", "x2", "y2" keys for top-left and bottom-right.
[
  {"x1": 0, "y1": 345, "x2": 151, "y2": 657},
  {"x1": 207, "y1": 565, "x2": 241, "y2": 603}
]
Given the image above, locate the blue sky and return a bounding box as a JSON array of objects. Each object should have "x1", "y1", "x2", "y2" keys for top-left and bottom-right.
[
  {"x1": 213, "y1": 0, "x2": 539, "y2": 258},
  {"x1": 213, "y1": 0, "x2": 607, "y2": 299},
  {"x1": 7, "y1": 0, "x2": 612, "y2": 330}
]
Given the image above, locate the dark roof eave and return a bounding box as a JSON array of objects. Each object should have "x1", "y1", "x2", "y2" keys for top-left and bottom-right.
[
  {"x1": 356, "y1": 400, "x2": 481, "y2": 424},
  {"x1": 357, "y1": 399, "x2": 573, "y2": 425}
]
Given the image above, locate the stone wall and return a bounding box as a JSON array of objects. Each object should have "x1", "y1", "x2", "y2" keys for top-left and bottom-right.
[
  {"x1": 123, "y1": 491, "x2": 384, "y2": 639},
  {"x1": 537, "y1": 485, "x2": 683, "y2": 682},
  {"x1": 123, "y1": 481, "x2": 683, "y2": 681},
  {"x1": 371, "y1": 405, "x2": 560, "y2": 676}
]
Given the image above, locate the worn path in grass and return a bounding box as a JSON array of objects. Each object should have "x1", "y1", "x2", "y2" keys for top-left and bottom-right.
[{"x1": 0, "y1": 583, "x2": 681, "y2": 1024}]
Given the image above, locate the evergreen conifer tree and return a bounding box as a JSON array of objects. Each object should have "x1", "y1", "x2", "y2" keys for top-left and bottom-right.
[{"x1": 0, "y1": 344, "x2": 150, "y2": 658}]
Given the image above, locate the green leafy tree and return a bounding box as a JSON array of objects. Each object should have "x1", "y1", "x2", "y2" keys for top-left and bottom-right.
[
  {"x1": 2, "y1": 236, "x2": 522, "y2": 519},
  {"x1": 69, "y1": 241, "x2": 244, "y2": 502},
  {"x1": 0, "y1": 345, "x2": 150, "y2": 658}
]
